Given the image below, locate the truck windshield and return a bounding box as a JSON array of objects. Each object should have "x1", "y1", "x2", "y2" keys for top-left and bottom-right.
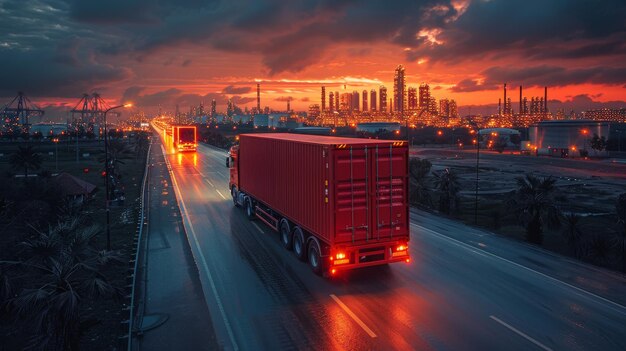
[{"x1": 179, "y1": 128, "x2": 194, "y2": 142}]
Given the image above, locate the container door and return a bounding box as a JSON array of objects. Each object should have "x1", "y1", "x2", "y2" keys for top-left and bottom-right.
[
  {"x1": 334, "y1": 146, "x2": 369, "y2": 243},
  {"x1": 371, "y1": 145, "x2": 408, "y2": 239}
]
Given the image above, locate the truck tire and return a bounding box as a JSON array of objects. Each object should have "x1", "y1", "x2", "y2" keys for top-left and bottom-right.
[
  {"x1": 292, "y1": 227, "x2": 306, "y2": 261},
  {"x1": 245, "y1": 197, "x2": 255, "y2": 220},
  {"x1": 279, "y1": 219, "x2": 292, "y2": 250},
  {"x1": 308, "y1": 241, "x2": 322, "y2": 275},
  {"x1": 231, "y1": 187, "x2": 240, "y2": 207}
]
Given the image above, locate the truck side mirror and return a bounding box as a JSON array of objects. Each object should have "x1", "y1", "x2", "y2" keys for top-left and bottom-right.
[{"x1": 226, "y1": 157, "x2": 230, "y2": 168}]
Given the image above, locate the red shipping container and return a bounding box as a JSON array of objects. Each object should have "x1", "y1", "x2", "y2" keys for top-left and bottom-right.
[{"x1": 237, "y1": 133, "x2": 409, "y2": 247}]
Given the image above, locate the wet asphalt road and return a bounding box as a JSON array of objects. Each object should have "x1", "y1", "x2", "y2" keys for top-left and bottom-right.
[{"x1": 158, "y1": 135, "x2": 626, "y2": 351}]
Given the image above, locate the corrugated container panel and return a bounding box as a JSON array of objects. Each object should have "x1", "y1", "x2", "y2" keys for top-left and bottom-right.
[
  {"x1": 239, "y1": 135, "x2": 331, "y2": 241},
  {"x1": 332, "y1": 145, "x2": 408, "y2": 244}
]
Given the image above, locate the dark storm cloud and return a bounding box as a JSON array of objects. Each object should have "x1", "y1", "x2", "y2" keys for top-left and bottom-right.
[
  {"x1": 452, "y1": 65, "x2": 626, "y2": 92},
  {"x1": 409, "y1": 0, "x2": 626, "y2": 64},
  {"x1": 222, "y1": 85, "x2": 252, "y2": 95},
  {"x1": 451, "y1": 78, "x2": 498, "y2": 93},
  {"x1": 121, "y1": 86, "x2": 254, "y2": 109},
  {"x1": 3, "y1": 0, "x2": 626, "y2": 102},
  {"x1": 274, "y1": 96, "x2": 293, "y2": 102},
  {"x1": 0, "y1": 45, "x2": 132, "y2": 97},
  {"x1": 483, "y1": 65, "x2": 626, "y2": 88},
  {"x1": 0, "y1": 0, "x2": 132, "y2": 98},
  {"x1": 59, "y1": 0, "x2": 625, "y2": 80},
  {"x1": 58, "y1": 0, "x2": 461, "y2": 74}
]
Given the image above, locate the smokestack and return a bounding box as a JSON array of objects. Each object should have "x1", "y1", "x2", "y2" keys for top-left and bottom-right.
[
  {"x1": 519, "y1": 85, "x2": 523, "y2": 116},
  {"x1": 544, "y1": 86, "x2": 548, "y2": 113},
  {"x1": 503, "y1": 83, "x2": 507, "y2": 115},
  {"x1": 287, "y1": 99, "x2": 290, "y2": 112},
  {"x1": 256, "y1": 83, "x2": 260, "y2": 111},
  {"x1": 498, "y1": 98, "x2": 502, "y2": 115}
]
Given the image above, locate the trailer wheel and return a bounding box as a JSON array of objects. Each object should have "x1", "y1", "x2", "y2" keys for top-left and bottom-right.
[
  {"x1": 245, "y1": 197, "x2": 255, "y2": 220},
  {"x1": 292, "y1": 227, "x2": 306, "y2": 261},
  {"x1": 231, "y1": 187, "x2": 240, "y2": 207},
  {"x1": 308, "y1": 241, "x2": 322, "y2": 275},
  {"x1": 279, "y1": 219, "x2": 292, "y2": 250}
]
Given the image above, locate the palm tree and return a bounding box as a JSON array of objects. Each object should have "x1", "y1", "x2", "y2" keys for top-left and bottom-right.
[
  {"x1": 589, "y1": 234, "x2": 611, "y2": 264},
  {"x1": 561, "y1": 212, "x2": 584, "y2": 258},
  {"x1": 134, "y1": 132, "x2": 150, "y2": 159},
  {"x1": 408, "y1": 158, "x2": 432, "y2": 207},
  {"x1": 1, "y1": 220, "x2": 122, "y2": 350},
  {"x1": 508, "y1": 174, "x2": 561, "y2": 245},
  {"x1": 432, "y1": 168, "x2": 460, "y2": 215},
  {"x1": 9, "y1": 145, "x2": 42, "y2": 178}
]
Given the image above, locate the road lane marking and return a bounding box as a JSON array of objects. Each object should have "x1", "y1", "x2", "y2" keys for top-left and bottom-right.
[
  {"x1": 205, "y1": 178, "x2": 215, "y2": 187},
  {"x1": 330, "y1": 294, "x2": 377, "y2": 338},
  {"x1": 215, "y1": 189, "x2": 227, "y2": 200},
  {"x1": 490, "y1": 315, "x2": 552, "y2": 351},
  {"x1": 252, "y1": 222, "x2": 264, "y2": 234},
  {"x1": 161, "y1": 144, "x2": 239, "y2": 351},
  {"x1": 411, "y1": 223, "x2": 626, "y2": 315}
]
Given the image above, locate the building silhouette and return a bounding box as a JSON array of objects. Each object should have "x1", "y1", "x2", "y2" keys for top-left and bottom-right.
[
  {"x1": 370, "y1": 89, "x2": 377, "y2": 111},
  {"x1": 379, "y1": 86, "x2": 387, "y2": 113},
  {"x1": 362, "y1": 90, "x2": 368, "y2": 111},
  {"x1": 408, "y1": 87, "x2": 417, "y2": 110},
  {"x1": 393, "y1": 65, "x2": 406, "y2": 113},
  {"x1": 419, "y1": 83, "x2": 430, "y2": 110}
]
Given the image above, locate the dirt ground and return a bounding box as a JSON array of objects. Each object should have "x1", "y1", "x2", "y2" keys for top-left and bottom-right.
[{"x1": 411, "y1": 146, "x2": 626, "y2": 272}]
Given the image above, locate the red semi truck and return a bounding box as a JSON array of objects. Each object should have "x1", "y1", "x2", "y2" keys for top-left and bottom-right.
[
  {"x1": 172, "y1": 125, "x2": 197, "y2": 152},
  {"x1": 227, "y1": 133, "x2": 410, "y2": 276}
]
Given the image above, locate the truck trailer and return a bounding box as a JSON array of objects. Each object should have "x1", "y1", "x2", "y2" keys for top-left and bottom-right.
[
  {"x1": 227, "y1": 133, "x2": 410, "y2": 276},
  {"x1": 172, "y1": 125, "x2": 197, "y2": 152}
]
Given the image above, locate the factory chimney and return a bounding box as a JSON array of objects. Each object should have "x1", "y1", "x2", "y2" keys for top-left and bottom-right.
[
  {"x1": 503, "y1": 83, "x2": 507, "y2": 115},
  {"x1": 498, "y1": 98, "x2": 502, "y2": 115},
  {"x1": 519, "y1": 85, "x2": 523, "y2": 115},
  {"x1": 256, "y1": 83, "x2": 260, "y2": 112},
  {"x1": 544, "y1": 86, "x2": 548, "y2": 113}
]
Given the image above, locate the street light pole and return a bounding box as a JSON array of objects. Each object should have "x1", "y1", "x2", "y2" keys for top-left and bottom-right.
[
  {"x1": 104, "y1": 103, "x2": 131, "y2": 250},
  {"x1": 475, "y1": 131, "x2": 480, "y2": 225},
  {"x1": 468, "y1": 121, "x2": 480, "y2": 225},
  {"x1": 53, "y1": 138, "x2": 58, "y2": 172}
]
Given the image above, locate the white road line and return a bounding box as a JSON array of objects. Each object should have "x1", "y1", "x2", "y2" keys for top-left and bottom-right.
[
  {"x1": 252, "y1": 222, "x2": 264, "y2": 234},
  {"x1": 205, "y1": 178, "x2": 215, "y2": 187},
  {"x1": 161, "y1": 144, "x2": 239, "y2": 350},
  {"x1": 215, "y1": 189, "x2": 227, "y2": 200},
  {"x1": 490, "y1": 315, "x2": 552, "y2": 351},
  {"x1": 411, "y1": 223, "x2": 626, "y2": 315},
  {"x1": 330, "y1": 294, "x2": 377, "y2": 338}
]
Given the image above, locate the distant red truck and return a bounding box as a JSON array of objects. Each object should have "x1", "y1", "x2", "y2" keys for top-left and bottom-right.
[
  {"x1": 227, "y1": 133, "x2": 410, "y2": 276},
  {"x1": 171, "y1": 125, "x2": 197, "y2": 152}
]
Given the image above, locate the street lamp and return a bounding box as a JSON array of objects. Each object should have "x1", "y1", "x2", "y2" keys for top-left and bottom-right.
[
  {"x1": 468, "y1": 122, "x2": 480, "y2": 225},
  {"x1": 52, "y1": 138, "x2": 59, "y2": 172},
  {"x1": 104, "y1": 103, "x2": 132, "y2": 250}
]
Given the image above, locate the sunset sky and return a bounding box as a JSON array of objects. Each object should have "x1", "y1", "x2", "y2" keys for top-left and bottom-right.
[{"x1": 1, "y1": 0, "x2": 625, "y2": 118}]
